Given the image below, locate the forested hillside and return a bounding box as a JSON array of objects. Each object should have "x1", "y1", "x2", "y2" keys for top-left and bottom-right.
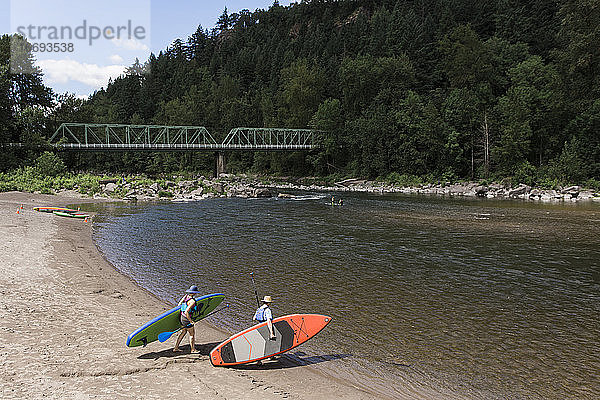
[{"x1": 2, "y1": 0, "x2": 599, "y2": 186}]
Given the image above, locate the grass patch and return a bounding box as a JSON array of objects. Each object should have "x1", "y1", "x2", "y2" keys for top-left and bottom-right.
[{"x1": 158, "y1": 190, "x2": 174, "y2": 198}]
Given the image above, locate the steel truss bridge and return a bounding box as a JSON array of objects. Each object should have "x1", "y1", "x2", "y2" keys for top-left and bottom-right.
[{"x1": 49, "y1": 123, "x2": 321, "y2": 151}]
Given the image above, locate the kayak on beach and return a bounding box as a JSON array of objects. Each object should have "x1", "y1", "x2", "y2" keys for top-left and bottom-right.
[
  {"x1": 210, "y1": 314, "x2": 332, "y2": 367},
  {"x1": 53, "y1": 211, "x2": 90, "y2": 219},
  {"x1": 34, "y1": 206, "x2": 80, "y2": 213},
  {"x1": 126, "y1": 293, "x2": 225, "y2": 347}
]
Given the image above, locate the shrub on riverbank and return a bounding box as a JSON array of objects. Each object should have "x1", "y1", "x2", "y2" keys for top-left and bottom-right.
[
  {"x1": 381, "y1": 173, "x2": 426, "y2": 187},
  {"x1": 0, "y1": 167, "x2": 103, "y2": 195},
  {"x1": 1, "y1": 153, "x2": 598, "y2": 200},
  {"x1": 34, "y1": 152, "x2": 66, "y2": 177},
  {"x1": 0, "y1": 153, "x2": 217, "y2": 196},
  {"x1": 158, "y1": 190, "x2": 174, "y2": 198}
]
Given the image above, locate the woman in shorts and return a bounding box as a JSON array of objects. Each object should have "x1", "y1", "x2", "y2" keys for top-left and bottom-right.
[{"x1": 173, "y1": 285, "x2": 201, "y2": 353}]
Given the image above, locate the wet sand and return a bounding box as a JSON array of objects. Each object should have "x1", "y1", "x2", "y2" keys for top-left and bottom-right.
[{"x1": 0, "y1": 192, "x2": 376, "y2": 400}]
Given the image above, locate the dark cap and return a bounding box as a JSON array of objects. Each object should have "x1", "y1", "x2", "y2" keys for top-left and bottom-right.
[{"x1": 185, "y1": 285, "x2": 201, "y2": 294}]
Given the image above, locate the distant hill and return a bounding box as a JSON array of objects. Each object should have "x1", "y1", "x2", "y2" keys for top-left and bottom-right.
[{"x1": 3, "y1": 0, "x2": 599, "y2": 185}]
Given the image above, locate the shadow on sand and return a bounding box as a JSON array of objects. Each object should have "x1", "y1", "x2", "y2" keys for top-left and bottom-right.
[
  {"x1": 137, "y1": 341, "x2": 221, "y2": 360},
  {"x1": 138, "y1": 345, "x2": 351, "y2": 370},
  {"x1": 231, "y1": 351, "x2": 353, "y2": 370}
]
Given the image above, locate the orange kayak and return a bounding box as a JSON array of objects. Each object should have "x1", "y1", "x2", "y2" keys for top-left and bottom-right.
[{"x1": 33, "y1": 207, "x2": 80, "y2": 213}]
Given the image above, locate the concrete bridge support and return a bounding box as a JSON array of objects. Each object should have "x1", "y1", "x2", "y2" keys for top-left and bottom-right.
[{"x1": 215, "y1": 152, "x2": 226, "y2": 176}]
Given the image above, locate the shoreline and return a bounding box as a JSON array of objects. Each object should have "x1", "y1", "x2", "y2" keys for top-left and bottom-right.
[
  {"x1": 4, "y1": 170, "x2": 599, "y2": 203},
  {"x1": 0, "y1": 191, "x2": 377, "y2": 399},
  {"x1": 52, "y1": 174, "x2": 600, "y2": 203}
]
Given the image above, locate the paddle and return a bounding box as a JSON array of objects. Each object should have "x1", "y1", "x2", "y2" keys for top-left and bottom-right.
[
  {"x1": 250, "y1": 272, "x2": 260, "y2": 307},
  {"x1": 250, "y1": 273, "x2": 275, "y2": 340},
  {"x1": 158, "y1": 303, "x2": 230, "y2": 343},
  {"x1": 158, "y1": 326, "x2": 184, "y2": 343}
]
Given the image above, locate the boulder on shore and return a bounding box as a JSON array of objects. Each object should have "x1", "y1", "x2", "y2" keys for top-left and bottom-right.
[
  {"x1": 210, "y1": 182, "x2": 224, "y2": 194},
  {"x1": 149, "y1": 182, "x2": 160, "y2": 193},
  {"x1": 104, "y1": 183, "x2": 117, "y2": 193},
  {"x1": 508, "y1": 184, "x2": 531, "y2": 198},
  {"x1": 474, "y1": 185, "x2": 488, "y2": 197},
  {"x1": 254, "y1": 188, "x2": 272, "y2": 198},
  {"x1": 562, "y1": 186, "x2": 580, "y2": 198},
  {"x1": 190, "y1": 187, "x2": 204, "y2": 198}
]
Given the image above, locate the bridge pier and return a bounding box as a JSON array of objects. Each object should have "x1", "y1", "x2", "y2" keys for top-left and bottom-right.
[{"x1": 215, "y1": 152, "x2": 226, "y2": 177}]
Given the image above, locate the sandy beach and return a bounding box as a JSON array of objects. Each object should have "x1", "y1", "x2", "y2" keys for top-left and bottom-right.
[{"x1": 0, "y1": 192, "x2": 376, "y2": 400}]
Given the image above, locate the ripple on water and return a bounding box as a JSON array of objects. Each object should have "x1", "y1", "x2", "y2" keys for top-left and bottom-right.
[{"x1": 93, "y1": 193, "x2": 600, "y2": 399}]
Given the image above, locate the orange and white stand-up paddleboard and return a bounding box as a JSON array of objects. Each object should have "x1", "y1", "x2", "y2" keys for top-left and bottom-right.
[{"x1": 210, "y1": 314, "x2": 332, "y2": 367}]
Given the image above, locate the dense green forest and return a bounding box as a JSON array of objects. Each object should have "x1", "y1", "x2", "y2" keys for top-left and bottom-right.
[{"x1": 1, "y1": 0, "x2": 599, "y2": 186}]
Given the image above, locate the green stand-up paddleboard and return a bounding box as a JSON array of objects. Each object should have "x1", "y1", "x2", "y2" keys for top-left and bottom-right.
[{"x1": 126, "y1": 293, "x2": 225, "y2": 347}]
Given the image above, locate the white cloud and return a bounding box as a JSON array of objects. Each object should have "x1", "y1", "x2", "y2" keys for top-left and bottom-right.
[
  {"x1": 109, "y1": 54, "x2": 124, "y2": 63},
  {"x1": 37, "y1": 59, "x2": 125, "y2": 88},
  {"x1": 111, "y1": 38, "x2": 150, "y2": 51}
]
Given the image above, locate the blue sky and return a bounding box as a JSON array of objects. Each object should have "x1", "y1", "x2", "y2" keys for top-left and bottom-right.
[{"x1": 1, "y1": 0, "x2": 291, "y2": 98}]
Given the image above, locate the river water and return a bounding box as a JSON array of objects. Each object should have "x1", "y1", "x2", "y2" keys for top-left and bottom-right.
[{"x1": 91, "y1": 192, "x2": 600, "y2": 399}]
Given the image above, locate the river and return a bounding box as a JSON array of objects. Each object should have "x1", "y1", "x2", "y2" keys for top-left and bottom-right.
[{"x1": 91, "y1": 192, "x2": 600, "y2": 399}]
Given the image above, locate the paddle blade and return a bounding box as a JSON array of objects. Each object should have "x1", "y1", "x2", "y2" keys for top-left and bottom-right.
[{"x1": 158, "y1": 331, "x2": 174, "y2": 343}]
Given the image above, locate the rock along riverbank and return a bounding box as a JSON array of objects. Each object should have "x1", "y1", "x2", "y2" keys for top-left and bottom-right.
[{"x1": 80, "y1": 174, "x2": 600, "y2": 203}]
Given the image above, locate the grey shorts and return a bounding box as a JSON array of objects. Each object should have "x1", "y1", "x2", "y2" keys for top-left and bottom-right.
[{"x1": 180, "y1": 314, "x2": 193, "y2": 328}]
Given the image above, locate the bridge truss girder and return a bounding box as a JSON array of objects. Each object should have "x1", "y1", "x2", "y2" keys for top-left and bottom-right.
[
  {"x1": 221, "y1": 127, "x2": 318, "y2": 150},
  {"x1": 49, "y1": 123, "x2": 219, "y2": 150},
  {"x1": 49, "y1": 124, "x2": 322, "y2": 151}
]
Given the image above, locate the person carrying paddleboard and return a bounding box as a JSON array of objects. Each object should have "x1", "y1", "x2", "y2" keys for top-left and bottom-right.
[
  {"x1": 173, "y1": 285, "x2": 201, "y2": 353},
  {"x1": 253, "y1": 295, "x2": 276, "y2": 340}
]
